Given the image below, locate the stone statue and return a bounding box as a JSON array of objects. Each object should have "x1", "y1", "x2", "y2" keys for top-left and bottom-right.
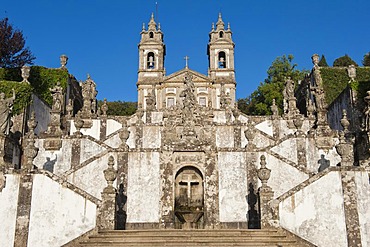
[
  {"x1": 271, "y1": 99, "x2": 279, "y2": 116},
  {"x1": 0, "y1": 90, "x2": 15, "y2": 135},
  {"x1": 284, "y1": 77, "x2": 295, "y2": 99},
  {"x1": 364, "y1": 91, "x2": 370, "y2": 131},
  {"x1": 50, "y1": 82, "x2": 63, "y2": 112}
]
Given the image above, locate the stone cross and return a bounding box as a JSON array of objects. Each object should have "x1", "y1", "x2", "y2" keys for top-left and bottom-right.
[
  {"x1": 184, "y1": 56, "x2": 190, "y2": 68},
  {"x1": 179, "y1": 173, "x2": 199, "y2": 204}
]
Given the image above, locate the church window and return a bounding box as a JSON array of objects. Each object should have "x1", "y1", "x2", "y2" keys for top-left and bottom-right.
[
  {"x1": 167, "y1": 97, "x2": 175, "y2": 107},
  {"x1": 147, "y1": 52, "x2": 155, "y2": 69},
  {"x1": 219, "y1": 31, "x2": 224, "y2": 38},
  {"x1": 198, "y1": 87, "x2": 207, "y2": 93},
  {"x1": 218, "y1": 51, "x2": 226, "y2": 68},
  {"x1": 166, "y1": 88, "x2": 176, "y2": 94},
  {"x1": 199, "y1": 97, "x2": 207, "y2": 106},
  {"x1": 149, "y1": 32, "x2": 154, "y2": 38}
]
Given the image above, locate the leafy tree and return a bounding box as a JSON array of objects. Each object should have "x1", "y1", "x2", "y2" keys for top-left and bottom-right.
[
  {"x1": 0, "y1": 18, "x2": 35, "y2": 68},
  {"x1": 238, "y1": 54, "x2": 306, "y2": 115},
  {"x1": 362, "y1": 52, "x2": 370, "y2": 66},
  {"x1": 98, "y1": 100, "x2": 137, "y2": 116},
  {"x1": 333, "y1": 54, "x2": 358, "y2": 67},
  {"x1": 318, "y1": 54, "x2": 329, "y2": 67}
]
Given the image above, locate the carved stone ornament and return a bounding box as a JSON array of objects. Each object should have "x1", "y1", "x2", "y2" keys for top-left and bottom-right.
[
  {"x1": 347, "y1": 65, "x2": 356, "y2": 82},
  {"x1": 21, "y1": 66, "x2": 30, "y2": 83},
  {"x1": 336, "y1": 131, "x2": 354, "y2": 166},
  {"x1": 0, "y1": 89, "x2": 15, "y2": 135},
  {"x1": 340, "y1": 109, "x2": 350, "y2": 133},
  {"x1": 74, "y1": 117, "x2": 84, "y2": 137},
  {"x1": 257, "y1": 155, "x2": 272, "y2": 192},
  {"x1": 24, "y1": 113, "x2": 39, "y2": 171},
  {"x1": 101, "y1": 98, "x2": 108, "y2": 116},
  {"x1": 103, "y1": 156, "x2": 117, "y2": 194},
  {"x1": 271, "y1": 99, "x2": 279, "y2": 117},
  {"x1": 60, "y1": 54, "x2": 68, "y2": 69},
  {"x1": 119, "y1": 122, "x2": 130, "y2": 149},
  {"x1": 0, "y1": 171, "x2": 5, "y2": 192},
  {"x1": 244, "y1": 122, "x2": 255, "y2": 149},
  {"x1": 66, "y1": 99, "x2": 73, "y2": 118},
  {"x1": 311, "y1": 54, "x2": 320, "y2": 67}
]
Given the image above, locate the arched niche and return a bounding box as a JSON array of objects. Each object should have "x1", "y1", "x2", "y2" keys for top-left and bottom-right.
[{"x1": 174, "y1": 166, "x2": 204, "y2": 229}]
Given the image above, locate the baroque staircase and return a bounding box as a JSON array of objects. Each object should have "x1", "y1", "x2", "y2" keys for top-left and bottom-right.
[{"x1": 79, "y1": 229, "x2": 306, "y2": 247}]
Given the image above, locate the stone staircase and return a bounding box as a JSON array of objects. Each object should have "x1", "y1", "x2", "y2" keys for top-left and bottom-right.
[{"x1": 79, "y1": 229, "x2": 301, "y2": 246}]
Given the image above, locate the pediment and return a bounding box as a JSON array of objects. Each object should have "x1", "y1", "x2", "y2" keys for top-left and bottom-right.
[{"x1": 164, "y1": 68, "x2": 210, "y2": 84}]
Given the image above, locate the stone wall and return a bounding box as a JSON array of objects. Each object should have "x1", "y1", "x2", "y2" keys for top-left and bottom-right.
[
  {"x1": 126, "y1": 152, "x2": 161, "y2": 224},
  {"x1": 0, "y1": 175, "x2": 20, "y2": 247},
  {"x1": 28, "y1": 174, "x2": 97, "y2": 247},
  {"x1": 327, "y1": 86, "x2": 352, "y2": 131},
  {"x1": 218, "y1": 152, "x2": 247, "y2": 222},
  {"x1": 355, "y1": 171, "x2": 370, "y2": 246},
  {"x1": 279, "y1": 171, "x2": 347, "y2": 247}
]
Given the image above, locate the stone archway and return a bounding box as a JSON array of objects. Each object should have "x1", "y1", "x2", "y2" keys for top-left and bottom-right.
[{"x1": 174, "y1": 166, "x2": 204, "y2": 229}]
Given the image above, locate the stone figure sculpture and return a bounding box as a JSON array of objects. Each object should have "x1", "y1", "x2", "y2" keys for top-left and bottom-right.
[
  {"x1": 50, "y1": 82, "x2": 63, "y2": 112},
  {"x1": 0, "y1": 89, "x2": 15, "y2": 135},
  {"x1": 364, "y1": 91, "x2": 370, "y2": 131}
]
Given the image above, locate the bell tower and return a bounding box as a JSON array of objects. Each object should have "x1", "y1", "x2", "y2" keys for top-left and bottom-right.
[
  {"x1": 137, "y1": 13, "x2": 166, "y2": 109},
  {"x1": 207, "y1": 13, "x2": 236, "y2": 108}
]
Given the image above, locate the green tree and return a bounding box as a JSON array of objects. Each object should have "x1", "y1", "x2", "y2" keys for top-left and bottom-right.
[
  {"x1": 98, "y1": 100, "x2": 137, "y2": 116},
  {"x1": 238, "y1": 55, "x2": 306, "y2": 115},
  {"x1": 0, "y1": 18, "x2": 35, "y2": 68},
  {"x1": 362, "y1": 52, "x2": 370, "y2": 66},
  {"x1": 333, "y1": 54, "x2": 358, "y2": 67},
  {"x1": 318, "y1": 54, "x2": 329, "y2": 67}
]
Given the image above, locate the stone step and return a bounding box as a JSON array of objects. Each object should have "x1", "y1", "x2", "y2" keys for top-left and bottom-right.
[{"x1": 80, "y1": 229, "x2": 298, "y2": 247}]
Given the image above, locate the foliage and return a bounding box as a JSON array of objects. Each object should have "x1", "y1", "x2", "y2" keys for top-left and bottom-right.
[
  {"x1": 318, "y1": 55, "x2": 329, "y2": 67},
  {"x1": 0, "y1": 80, "x2": 32, "y2": 114},
  {"x1": 362, "y1": 52, "x2": 370, "y2": 66},
  {"x1": 0, "y1": 66, "x2": 69, "y2": 109},
  {"x1": 320, "y1": 67, "x2": 349, "y2": 105},
  {"x1": 355, "y1": 67, "x2": 370, "y2": 100},
  {"x1": 238, "y1": 55, "x2": 307, "y2": 115},
  {"x1": 28, "y1": 66, "x2": 69, "y2": 105},
  {"x1": 0, "y1": 18, "x2": 35, "y2": 68},
  {"x1": 333, "y1": 54, "x2": 358, "y2": 67},
  {"x1": 98, "y1": 100, "x2": 137, "y2": 116}
]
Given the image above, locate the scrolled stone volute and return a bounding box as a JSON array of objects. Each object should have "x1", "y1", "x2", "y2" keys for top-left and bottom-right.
[{"x1": 103, "y1": 156, "x2": 117, "y2": 194}]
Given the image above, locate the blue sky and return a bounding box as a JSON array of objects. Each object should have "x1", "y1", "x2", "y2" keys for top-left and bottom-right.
[{"x1": 1, "y1": 0, "x2": 370, "y2": 101}]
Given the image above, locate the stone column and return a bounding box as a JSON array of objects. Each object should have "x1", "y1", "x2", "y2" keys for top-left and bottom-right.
[
  {"x1": 340, "y1": 170, "x2": 362, "y2": 246},
  {"x1": 14, "y1": 115, "x2": 38, "y2": 247},
  {"x1": 14, "y1": 173, "x2": 33, "y2": 247},
  {"x1": 204, "y1": 150, "x2": 219, "y2": 229},
  {"x1": 159, "y1": 150, "x2": 175, "y2": 229},
  {"x1": 97, "y1": 156, "x2": 117, "y2": 230},
  {"x1": 257, "y1": 155, "x2": 278, "y2": 229}
]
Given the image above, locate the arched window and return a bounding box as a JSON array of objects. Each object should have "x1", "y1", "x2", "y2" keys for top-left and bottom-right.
[
  {"x1": 149, "y1": 32, "x2": 154, "y2": 38},
  {"x1": 218, "y1": 51, "x2": 226, "y2": 68},
  {"x1": 147, "y1": 52, "x2": 155, "y2": 69},
  {"x1": 219, "y1": 31, "x2": 224, "y2": 38}
]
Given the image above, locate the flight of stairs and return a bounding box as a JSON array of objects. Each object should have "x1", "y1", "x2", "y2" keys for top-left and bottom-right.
[{"x1": 79, "y1": 229, "x2": 300, "y2": 247}]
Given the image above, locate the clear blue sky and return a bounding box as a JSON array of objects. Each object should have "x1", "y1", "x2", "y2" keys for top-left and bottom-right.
[{"x1": 2, "y1": 0, "x2": 370, "y2": 101}]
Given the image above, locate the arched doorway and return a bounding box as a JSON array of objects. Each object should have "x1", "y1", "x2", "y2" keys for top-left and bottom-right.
[{"x1": 174, "y1": 166, "x2": 204, "y2": 229}]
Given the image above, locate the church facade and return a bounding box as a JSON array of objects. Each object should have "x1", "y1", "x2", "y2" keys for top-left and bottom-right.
[{"x1": 0, "y1": 14, "x2": 370, "y2": 247}]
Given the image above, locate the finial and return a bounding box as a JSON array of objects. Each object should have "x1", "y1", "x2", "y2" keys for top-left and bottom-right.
[
  {"x1": 87, "y1": 73, "x2": 91, "y2": 80},
  {"x1": 148, "y1": 12, "x2": 157, "y2": 30},
  {"x1": 142, "y1": 22, "x2": 145, "y2": 31},
  {"x1": 184, "y1": 56, "x2": 190, "y2": 69},
  {"x1": 216, "y1": 12, "x2": 225, "y2": 29},
  {"x1": 158, "y1": 23, "x2": 161, "y2": 31},
  {"x1": 60, "y1": 54, "x2": 68, "y2": 69},
  {"x1": 211, "y1": 22, "x2": 215, "y2": 31},
  {"x1": 227, "y1": 22, "x2": 230, "y2": 30}
]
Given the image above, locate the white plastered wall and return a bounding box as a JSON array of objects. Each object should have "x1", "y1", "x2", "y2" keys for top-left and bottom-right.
[{"x1": 28, "y1": 174, "x2": 96, "y2": 247}]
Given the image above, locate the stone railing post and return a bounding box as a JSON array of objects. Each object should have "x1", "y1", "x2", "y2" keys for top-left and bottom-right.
[
  {"x1": 97, "y1": 156, "x2": 117, "y2": 230},
  {"x1": 257, "y1": 155, "x2": 278, "y2": 229}
]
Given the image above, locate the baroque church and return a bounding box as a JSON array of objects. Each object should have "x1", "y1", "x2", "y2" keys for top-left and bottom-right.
[{"x1": 0, "y1": 13, "x2": 370, "y2": 247}]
